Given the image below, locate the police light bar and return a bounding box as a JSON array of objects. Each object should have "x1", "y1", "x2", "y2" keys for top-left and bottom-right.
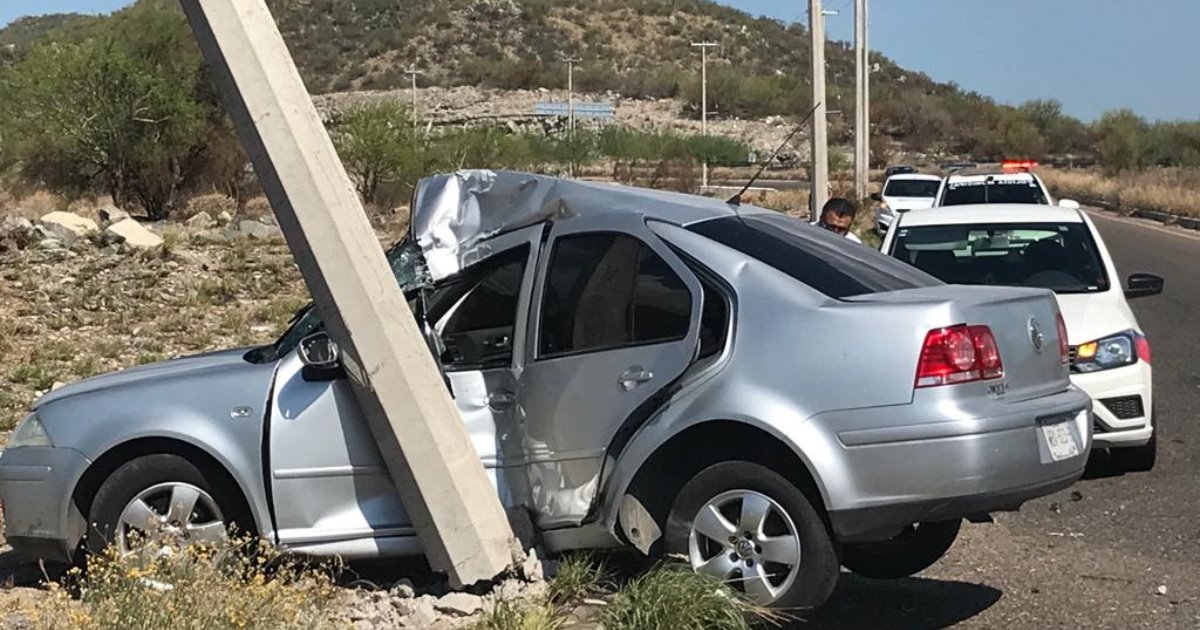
[{"x1": 1001, "y1": 159, "x2": 1038, "y2": 172}]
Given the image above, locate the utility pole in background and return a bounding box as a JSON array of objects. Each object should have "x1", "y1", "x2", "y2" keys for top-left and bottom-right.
[
  {"x1": 562, "y1": 56, "x2": 582, "y2": 134},
  {"x1": 854, "y1": 0, "x2": 870, "y2": 200},
  {"x1": 178, "y1": 0, "x2": 520, "y2": 588},
  {"x1": 405, "y1": 67, "x2": 424, "y2": 127},
  {"x1": 691, "y1": 41, "x2": 719, "y2": 191},
  {"x1": 809, "y1": 0, "x2": 829, "y2": 216}
]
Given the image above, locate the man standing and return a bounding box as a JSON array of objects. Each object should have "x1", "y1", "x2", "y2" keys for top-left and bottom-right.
[{"x1": 815, "y1": 197, "x2": 862, "y2": 243}]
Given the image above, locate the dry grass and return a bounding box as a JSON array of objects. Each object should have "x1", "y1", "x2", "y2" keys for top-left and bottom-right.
[
  {"x1": 1039, "y1": 167, "x2": 1200, "y2": 218},
  {"x1": 4, "y1": 190, "x2": 71, "y2": 220},
  {"x1": 2, "y1": 538, "x2": 341, "y2": 630}
]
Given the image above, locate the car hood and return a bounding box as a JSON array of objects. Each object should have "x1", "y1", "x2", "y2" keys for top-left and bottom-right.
[
  {"x1": 882, "y1": 196, "x2": 936, "y2": 211},
  {"x1": 33, "y1": 347, "x2": 267, "y2": 409},
  {"x1": 1055, "y1": 290, "x2": 1138, "y2": 345}
]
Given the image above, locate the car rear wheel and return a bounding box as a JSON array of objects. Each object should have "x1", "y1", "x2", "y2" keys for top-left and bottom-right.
[
  {"x1": 841, "y1": 519, "x2": 961, "y2": 579},
  {"x1": 86, "y1": 454, "x2": 250, "y2": 558},
  {"x1": 1112, "y1": 429, "x2": 1157, "y2": 473},
  {"x1": 664, "y1": 461, "x2": 839, "y2": 609}
]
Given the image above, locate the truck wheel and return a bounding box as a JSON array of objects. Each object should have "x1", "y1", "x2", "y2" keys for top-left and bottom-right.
[
  {"x1": 664, "y1": 461, "x2": 840, "y2": 609},
  {"x1": 841, "y1": 519, "x2": 961, "y2": 580},
  {"x1": 85, "y1": 454, "x2": 250, "y2": 558},
  {"x1": 1112, "y1": 429, "x2": 1157, "y2": 472}
]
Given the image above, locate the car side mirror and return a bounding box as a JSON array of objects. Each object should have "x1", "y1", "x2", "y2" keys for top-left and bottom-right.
[
  {"x1": 1124, "y1": 273, "x2": 1164, "y2": 299},
  {"x1": 1058, "y1": 199, "x2": 1081, "y2": 210},
  {"x1": 869, "y1": 192, "x2": 882, "y2": 202},
  {"x1": 298, "y1": 332, "x2": 341, "y2": 370}
]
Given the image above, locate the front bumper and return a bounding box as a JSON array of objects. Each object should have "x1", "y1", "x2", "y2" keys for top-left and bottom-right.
[
  {"x1": 0, "y1": 446, "x2": 91, "y2": 563},
  {"x1": 814, "y1": 387, "x2": 1092, "y2": 542},
  {"x1": 1071, "y1": 362, "x2": 1153, "y2": 449}
]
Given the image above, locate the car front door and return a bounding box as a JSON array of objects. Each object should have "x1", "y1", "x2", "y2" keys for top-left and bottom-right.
[
  {"x1": 516, "y1": 214, "x2": 703, "y2": 528},
  {"x1": 266, "y1": 226, "x2": 542, "y2": 550}
]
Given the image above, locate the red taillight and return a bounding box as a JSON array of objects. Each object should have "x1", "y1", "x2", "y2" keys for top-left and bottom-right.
[
  {"x1": 1056, "y1": 312, "x2": 1069, "y2": 365},
  {"x1": 1135, "y1": 332, "x2": 1152, "y2": 364},
  {"x1": 915, "y1": 324, "x2": 1004, "y2": 388}
]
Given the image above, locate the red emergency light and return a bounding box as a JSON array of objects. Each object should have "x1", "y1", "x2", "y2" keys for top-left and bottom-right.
[{"x1": 1001, "y1": 159, "x2": 1038, "y2": 173}]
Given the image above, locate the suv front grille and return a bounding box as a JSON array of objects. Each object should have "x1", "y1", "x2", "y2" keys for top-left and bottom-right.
[{"x1": 1100, "y1": 395, "x2": 1145, "y2": 420}]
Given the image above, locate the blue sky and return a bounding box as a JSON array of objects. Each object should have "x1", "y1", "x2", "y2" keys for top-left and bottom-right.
[{"x1": 4, "y1": 0, "x2": 1197, "y2": 121}]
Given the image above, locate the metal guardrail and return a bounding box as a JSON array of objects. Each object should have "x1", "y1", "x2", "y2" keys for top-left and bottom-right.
[{"x1": 534, "y1": 101, "x2": 615, "y2": 120}]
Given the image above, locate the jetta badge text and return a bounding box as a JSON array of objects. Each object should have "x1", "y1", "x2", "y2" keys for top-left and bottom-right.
[{"x1": 1028, "y1": 317, "x2": 1045, "y2": 353}]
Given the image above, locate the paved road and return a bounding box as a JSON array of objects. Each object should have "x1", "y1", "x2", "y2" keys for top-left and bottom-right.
[{"x1": 799, "y1": 211, "x2": 1200, "y2": 629}]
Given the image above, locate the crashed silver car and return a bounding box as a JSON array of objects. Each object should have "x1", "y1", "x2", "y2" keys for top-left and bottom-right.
[{"x1": 0, "y1": 171, "x2": 1091, "y2": 608}]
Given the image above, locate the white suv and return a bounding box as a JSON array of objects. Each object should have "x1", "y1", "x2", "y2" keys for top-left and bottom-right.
[
  {"x1": 882, "y1": 204, "x2": 1164, "y2": 470},
  {"x1": 935, "y1": 170, "x2": 1079, "y2": 210}
]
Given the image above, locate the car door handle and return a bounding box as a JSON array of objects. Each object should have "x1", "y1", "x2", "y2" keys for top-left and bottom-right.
[
  {"x1": 488, "y1": 391, "x2": 517, "y2": 410},
  {"x1": 618, "y1": 367, "x2": 654, "y2": 392}
]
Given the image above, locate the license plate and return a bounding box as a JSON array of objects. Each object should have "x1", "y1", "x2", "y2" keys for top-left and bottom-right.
[{"x1": 1041, "y1": 421, "x2": 1080, "y2": 461}]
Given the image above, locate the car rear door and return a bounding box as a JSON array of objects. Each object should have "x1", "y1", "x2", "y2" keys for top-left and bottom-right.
[{"x1": 515, "y1": 214, "x2": 703, "y2": 528}]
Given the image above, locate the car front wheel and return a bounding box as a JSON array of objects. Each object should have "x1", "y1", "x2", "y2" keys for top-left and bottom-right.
[
  {"x1": 86, "y1": 454, "x2": 249, "y2": 558},
  {"x1": 664, "y1": 461, "x2": 840, "y2": 609},
  {"x1": 841, "y1": 519, "x2": 961, "y2": 579}
]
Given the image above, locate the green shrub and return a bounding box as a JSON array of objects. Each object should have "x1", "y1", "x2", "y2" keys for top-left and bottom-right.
[{"x1": 601, "y1": 563, "x2": 759, "y2": 630}]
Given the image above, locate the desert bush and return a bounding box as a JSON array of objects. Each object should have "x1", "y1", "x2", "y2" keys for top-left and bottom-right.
[
  {"x1": 600, "y1": 563, "x2": 768, "y2": 630},
  {"x1": 6, "y1": 538, "x2": 340, "y2": 630},
  {"x1": 1039, "y1": 167, "x2": 1200, "y2": 218}
]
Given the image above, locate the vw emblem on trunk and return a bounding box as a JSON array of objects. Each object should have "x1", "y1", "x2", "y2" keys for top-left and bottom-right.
[{"x1": 1028, "y1": 318, "x2": 1046, "y2": 353}]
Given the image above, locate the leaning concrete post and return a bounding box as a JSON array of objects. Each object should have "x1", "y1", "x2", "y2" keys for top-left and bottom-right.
[{"x1": 178, "y1": 0, "x2": 519, "y2": 586}]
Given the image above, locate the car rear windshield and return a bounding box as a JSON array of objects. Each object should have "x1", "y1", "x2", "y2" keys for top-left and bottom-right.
[
  {"x1": 884, "y1": 179, "x2": 940, "y2": 198},
  {"x1": 940, "y1": 179, "x2": 1047, "y2": 206},
  {"x1": 688, "y1": 213, "x2": 940, "y2": 299},
  {"x1": 888, "y1": 222, "x2": 1110, "y2": 294}
]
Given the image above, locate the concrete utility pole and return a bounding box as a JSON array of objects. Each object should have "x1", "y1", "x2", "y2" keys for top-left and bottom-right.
[
  {"x1": 809, "y1": 0, "x2": 829, "y2": 216},
  {"x1": 405, "y1": 67, "x2": 424, "y2": 126},
  {"x1": 562, "y1": 56, "x2": 581, "y2": 134},
  {"x1": 691, "y1": 41, "x2": 719, "y2": 191},
  {"x1": 854, "y1": 0, "x2": 870, "y2": 200},
  {"x1": 178, "y1": 0, "x2": 519, "y2": 588}
]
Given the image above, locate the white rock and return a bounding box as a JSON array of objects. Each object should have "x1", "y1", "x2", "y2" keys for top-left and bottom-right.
[
  {"x1": 104, "y1": 219, "x2": 164, "y2": 250},
  {"x1": 185, "y1": 211, "x2": 216, "y2": 230},
  {"x1": 520, "y1": 548, "x2": 545, "y2": 582},
  {"x1": 1156, "y1": 584, "x2": 1168, "y2": 596},
  {"x1": 39, "y1": 211, "x2": 98, "y2": 244},
  {"x1": 403, "y1": 596, "x2": 439, "y2": 626},
  {"x1": 37, "y1": 238, "x2": 64, "y2": 251},
  {"x1": 434, "y1": 592, "x2": 484, "y2": 617},
  {"x1": 389, "y1": 578, "x2": 415, "y2": 599},
  {"x1": 217, "y1": 210, "x2": 233, "y2": 225}
]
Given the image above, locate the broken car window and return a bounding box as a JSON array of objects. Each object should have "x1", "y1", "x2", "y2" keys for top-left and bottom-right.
[
  {"x1": 427, "y1": 245, "x2": 529, "y2": 370},
  {"x1": 539, "y1": 233, "x2": 691, "y2": 358}
]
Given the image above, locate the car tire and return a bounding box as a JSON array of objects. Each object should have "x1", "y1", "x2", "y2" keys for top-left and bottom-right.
[
  {"x1": 841, "y1": 519, "x2": 961, "y2": 580},
  {"x1": 85, "y1": 454, "x2": 251, "y2": 558},
  {"x1": 1112, "y1": 429, "x2": 1157, "y2": 473},
  {"x1": 664, "y1": 461, "x2": 840, "y2": 609}
]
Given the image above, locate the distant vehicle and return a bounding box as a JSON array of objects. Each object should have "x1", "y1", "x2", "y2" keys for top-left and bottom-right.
[
  {"x1": 0, "y1": 171, "x2": 1092, "y2": 611},
  {"x1": 872, "y1": 173, "x2": 942, "y2": 232},
  {"x1": 934, "y1": 169, "x2": 1080, "y2": 209},
  {"x1": 882, "y1": 203, "x2": 1162, "y2": 471},
  {"x1": 882, "y1": 164, "x2": 916, "y2": 180}
]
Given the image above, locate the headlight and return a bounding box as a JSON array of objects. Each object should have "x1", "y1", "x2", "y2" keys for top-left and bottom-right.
[
  {"x1": 8, "y1": 413, "x2": 53, "y2": 448},
  {"x1": 1073, "y1": 331, "x2": 1144, "y2": 373}
]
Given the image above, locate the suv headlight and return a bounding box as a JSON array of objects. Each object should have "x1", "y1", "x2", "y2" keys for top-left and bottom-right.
[
  {"x1": 1073, "y1": 331, "x2": 1144, "y2": 373},
  {"x1": 8, "y1": 413, "x2": 53, "y2": 448}
]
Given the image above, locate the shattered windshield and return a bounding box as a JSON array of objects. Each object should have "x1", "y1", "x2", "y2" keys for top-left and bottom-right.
[{"x1": 244, "y1": 239, "x2": 433, "y2": 364}]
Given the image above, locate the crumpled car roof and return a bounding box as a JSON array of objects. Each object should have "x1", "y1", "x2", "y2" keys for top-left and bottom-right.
[{"x1": 410, "y1": 169, "x2": 764, "y2": 280}]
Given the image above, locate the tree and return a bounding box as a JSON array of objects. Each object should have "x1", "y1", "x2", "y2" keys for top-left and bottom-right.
[
  {"x1": 1094, "y1": 109, "x2": 1148, "y2": 174},
  {"x1": 0, "y1": 0, "x2": 209, "y2": 219},
  {"x1": 331, "y1": 101, "x2": 429, "y2": 205},
  {"x1": 1019, "y1": 99, "x2": 1089, "y2": 155}
]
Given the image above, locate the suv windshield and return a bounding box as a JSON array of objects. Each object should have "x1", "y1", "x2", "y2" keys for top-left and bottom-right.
[
  {"x1": 940, "y1": 178, "x2": 1047, "y2": 206},
  {"x1": 688, "y1": 213, "x2": 939, "y2": 298},
  {"x1": 884, "y1": 179, "x2": 940, "y2": 198},
  {"x1": 888, "y1": 222, "x2": 1110, "y2": 294},
  {"x1": 245, "y1": 239, "x2": 433, "y2": 363}
]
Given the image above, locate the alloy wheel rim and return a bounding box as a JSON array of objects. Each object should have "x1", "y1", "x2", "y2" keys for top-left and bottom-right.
[
  {"x1": 687, "y1": 489, "x2": 802, "y2": 605},
  {"x1": 116, "y1": 482, "x2": 227, "y2": 554}
]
